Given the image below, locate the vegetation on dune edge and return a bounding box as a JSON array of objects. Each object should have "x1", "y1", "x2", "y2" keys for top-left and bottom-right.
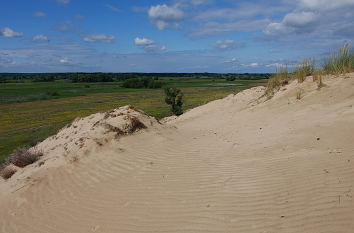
[{"x1": 266, "y1": 43, "x2": 354, "y2": 96}]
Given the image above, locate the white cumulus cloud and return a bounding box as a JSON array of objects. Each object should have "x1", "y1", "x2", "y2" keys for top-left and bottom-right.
[
  {"x1": 134, "y1": 37, "x2": 155, "y2": 46},
  {"x1": 297, "y1": 0, "x2": 354, "y2": 11},
  {"x1": 59, "y1": 57, "x2": 69, "y2": 63},
  {"x1": 32, "y1": 35, "x2": 49, "y2": 42},
  {"x1": 0, "y1": 27, "x2": 23, "y2": 38},
  {"x1": 148, "y1": 4, "x2": 184, "y2": 30},
  {"x1": 134, "y1": 37, "x2": 166, "y2": 52},
  {"x1": 264, "y1": 11, "x2": 318, "y2": 36}
]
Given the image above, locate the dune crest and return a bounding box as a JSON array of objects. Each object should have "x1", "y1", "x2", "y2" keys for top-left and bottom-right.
[
  {"x1": 36, "y1": 105, "x2": 160, "y2": 159},
  {"x1": 1, "y1": 74, "x2": 354, "y2": 233}
]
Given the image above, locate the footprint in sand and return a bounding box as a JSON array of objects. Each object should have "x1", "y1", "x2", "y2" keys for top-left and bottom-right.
[{"x1": 91, "y1": 225, "x2": 100, "y2": 232}]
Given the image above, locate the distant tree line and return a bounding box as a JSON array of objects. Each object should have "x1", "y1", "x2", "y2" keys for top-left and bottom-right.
[
  {"x1": 122, "y1": 78, "x2": 164, "y2": 89},
  {"x1": 0, "y1": 72, "x2": 271, "y2": 83}
]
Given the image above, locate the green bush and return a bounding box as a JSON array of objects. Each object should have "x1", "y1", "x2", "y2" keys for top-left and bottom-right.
[{"x1": 164, "y1": 87, "x2": 184, "y2": 116}]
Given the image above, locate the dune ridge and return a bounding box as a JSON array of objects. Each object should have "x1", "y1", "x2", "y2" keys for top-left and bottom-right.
[{"x1": 1, "y1": 73, "x2": 354, "y2": 233}]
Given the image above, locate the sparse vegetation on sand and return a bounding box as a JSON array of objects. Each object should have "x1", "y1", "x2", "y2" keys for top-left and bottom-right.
[
  {"x1": 0, "y1": 148, "x2": 43, "y2": 179},
  {"x1": 0, "y1": 165, "x2": 17, "y2": 180},
  {"x1": 266, "y1": 64, "x2": 289, "y2": 96},
  {"x1": 313, "y1": 71, "x2": 324, "y2": 88},
  {"x1": 296, "y1": 88, "x2": 304, "y2": 100},
  {"x1": 294, "y1": 58, "x2": 315, "y2": 83},
  {"x1": 323, "y1": 43, "x2": 354, "y2": 74},
  {"x1": 6, "y1": 148, "x2": 43, "y2": 168},
  {"x1": 266, "y1": 44, "x2": 353, "y2": 96}
]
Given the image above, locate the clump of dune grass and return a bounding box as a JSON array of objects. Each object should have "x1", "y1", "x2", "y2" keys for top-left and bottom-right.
[
  {"x1": 312, "y1": 70, "x2": 321, "y2": 82},
  {"x1": 317, "y1": 74, "x2": 324, "y2": 88},
  {"x1": 323, "y1": 43, "x2": 354, "y2": 74},
  {"x1": 0, "y1": 148, "x2": 43, "y2": 180},
  {"x1": 294, "y1": 58, "x2": 315, "y2": 83},
  {"x1": 266, "y1": 64, "x2": 289, "y2": 96},
  {"x1": 0, "y1": 165, "x2": 17, "y2": 180},
  {"x1": 312, "y1": 70, "x2": 324, "y2": 88},
  {"x1": 296, "y1": 88, "x2": 304, "y2": 100},
  {"x1": 6, "y1": 148, "x2": 43, "y2": 168}
]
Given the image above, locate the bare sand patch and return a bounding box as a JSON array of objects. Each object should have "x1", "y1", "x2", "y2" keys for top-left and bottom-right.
[{"x1": 1, "y1": 74, "x2": 354, "y2": 233}]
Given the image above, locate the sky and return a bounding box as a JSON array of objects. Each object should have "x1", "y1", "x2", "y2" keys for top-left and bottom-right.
[{"x1": 1, "y1": 0, "x2": 354, "y2": 73}]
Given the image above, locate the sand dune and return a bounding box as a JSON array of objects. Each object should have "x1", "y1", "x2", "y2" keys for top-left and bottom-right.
[{"x1": 1, "y1": 74, "x2": 354, "y2": 233}]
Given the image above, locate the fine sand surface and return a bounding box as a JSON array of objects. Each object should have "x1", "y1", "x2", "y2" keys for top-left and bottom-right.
[{"x1": 1, "y1": 74, "x2": 354, "y2": 233}]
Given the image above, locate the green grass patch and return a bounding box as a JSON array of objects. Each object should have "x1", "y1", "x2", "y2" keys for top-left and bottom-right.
[{"x1": 0, "y1": 80, "x2": 267, "y2": 162}]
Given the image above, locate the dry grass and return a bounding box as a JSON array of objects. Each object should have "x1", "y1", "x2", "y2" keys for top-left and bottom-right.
[
  {"x1": 317, "y1": 74, "x2": 324, "y2": 88},
  {"x1": 296, "y1": 88, "x2": 304, "y2": 100},
  {"x1": 6, "y1": 148, "x2": 43, "y2": 168},
  {"x1": 312, "y1": 70, "x2": 321, "y2": 82},
  {"x1": 294, "y1": 58, "x2": 315, "y2": 83},
  {"x1": 0, "y1": 165, "x2": 17, "y2": 180},
  {"x1": 127, "y1": 116, "x2": 147, "y2": 134},
  {"x1": 266, "y1": 44, "x2": 353, "y2": 98},
  {"x1": 323, "y1": 43, "x2": 354, "y2": 74},
  {"x1": 266, "y1": 64, "x2": 289, "y2": 96}
]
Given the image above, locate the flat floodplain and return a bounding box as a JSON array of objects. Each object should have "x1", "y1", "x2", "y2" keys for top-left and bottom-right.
[{"x1": 0, "y1": 78, "x2": 267, "y2": 161}]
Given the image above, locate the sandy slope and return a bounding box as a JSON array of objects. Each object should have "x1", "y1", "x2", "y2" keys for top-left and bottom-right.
[{"x1": 1, "y1": 74, "x2": 354, "y2": 233}]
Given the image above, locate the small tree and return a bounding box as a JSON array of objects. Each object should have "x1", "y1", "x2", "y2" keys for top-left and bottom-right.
[{"x1": 164, "y1": 87, "x2": 184, "y2": 116}]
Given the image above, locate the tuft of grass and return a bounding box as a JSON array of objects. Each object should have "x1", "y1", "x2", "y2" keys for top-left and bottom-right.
[
  {"x1": 0, "y1": 165, "x2": 17, "y2": 180},
  {"x1": 312, "y1": 70, "x2": 321, "y2": 82},
  {"x1": 296, "y1": 88, "x2": 304, "y2": 100},
  {"x1": 266, "y1": 64, "x2": 289, "y2": 96},
  {"x1": 317, "y1": 74, "x2": 324, "y2": 88},
  {"x1": 323, "y1": 43, "x2": 354, "y2": 74},
  {"x1": 6, "y1": 148, "x2": 43, "y2": 168},
  {"x1": 294, "y1": 58, "x2": 315, "y2": 83}
]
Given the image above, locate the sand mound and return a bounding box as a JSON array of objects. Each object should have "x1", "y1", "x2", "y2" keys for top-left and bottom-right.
[
  {"x1": 36, "y1": 105, "x2": 159, "y2": 159},
  {"x1": 0, "y1": 106, "x2": 160, "y2": 188},
  {"x1": 1, "y1": 74, "x2": 354, "y2": 233}
]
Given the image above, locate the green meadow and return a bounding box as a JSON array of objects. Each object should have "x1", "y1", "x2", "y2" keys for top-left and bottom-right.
[{"x1": 0, "y1": 77, "x2": 267, "y2": 162}]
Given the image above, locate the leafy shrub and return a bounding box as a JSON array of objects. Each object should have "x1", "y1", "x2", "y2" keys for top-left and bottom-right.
[
  {"x1": 226, "y1": 77, "x2": 236, "y2": 81},
  {"x1": 164, "y1": 87, "x2": 184, "y2": 116}
]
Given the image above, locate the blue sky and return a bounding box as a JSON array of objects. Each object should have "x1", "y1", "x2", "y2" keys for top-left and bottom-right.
[{"x1": 1, "y1": 0, "x2": 354, "y2": 73}]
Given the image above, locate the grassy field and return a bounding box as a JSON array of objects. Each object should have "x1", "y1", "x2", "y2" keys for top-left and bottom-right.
[{"x1": 0, "y1": 78, "x2": 267, "y2": 162}]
